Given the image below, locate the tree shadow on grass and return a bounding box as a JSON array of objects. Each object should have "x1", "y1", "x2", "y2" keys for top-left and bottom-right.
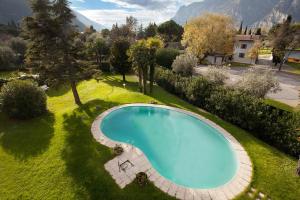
[
  {"x1": 101, "y1": 75, "x2": 141, "y2": 93},
  {"x1": 62, "y1": 99, "x2": 174, "y2": 199},
  {"x1": 46, "y1": 84, "x2": 71, "y2": 97},
  {"x1": 0, "y1": 112, "x2": 55, "y2": 160}
]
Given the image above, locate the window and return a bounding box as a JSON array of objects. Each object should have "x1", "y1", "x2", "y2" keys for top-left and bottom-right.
[
  {"x1": 241, "y1": 44, "x2": 247, "y2": 49},
  {"x1": 239, "y1": 53, "x2": 245, "y2": 58}
]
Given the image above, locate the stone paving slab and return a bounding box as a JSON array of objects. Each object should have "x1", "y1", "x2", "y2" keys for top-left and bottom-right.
[{"x1": 91, "y1": 104, "x2": 253, "y2": 199}]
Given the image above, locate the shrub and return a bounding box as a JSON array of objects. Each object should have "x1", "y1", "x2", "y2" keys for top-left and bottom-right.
[
  {"x1": 204, "y1": 66, "x2": 229, "y2": 85},
  {"x1": 172, "y1": 53, "x2": 197, "y2": 77},
  {"x1": 113, "y1": 145, "x2": 124, "y2": 156},
  {"x1": 100, "y1": 61, "x2": 111, "y2": 72},
  {"x1": 155, "y1": 48, "x2": 180, "y2": 69},
  {"x1": 235, "y1": 66, "x2": 280, "y2": 98},
  {"x1": 0, "y1": 46, "x2": 16, "y2": 70},
  {"x1": 0, "y1": 80, "x2": 47, "y2": 119},
  {"x1": 155, "y1": 67, "x2": 300, "y2": 157},
  {"x1": 135, "y1": 172, "x2": 148, "y2": 186}
]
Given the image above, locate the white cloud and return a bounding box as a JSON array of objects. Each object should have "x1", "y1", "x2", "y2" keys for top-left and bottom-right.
[{"x1": 75, "y1": 0, "x2": 202, "y2": 27}]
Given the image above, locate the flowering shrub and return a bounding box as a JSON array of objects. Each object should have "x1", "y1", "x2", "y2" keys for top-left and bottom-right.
[{"x1": 172, "y1": 53, "x2": 197, "y2": 76}]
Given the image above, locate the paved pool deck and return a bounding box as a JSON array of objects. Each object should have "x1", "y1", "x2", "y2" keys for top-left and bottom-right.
[{"x1": 91, "y1": 104, "x2": 252, "y2": 200}]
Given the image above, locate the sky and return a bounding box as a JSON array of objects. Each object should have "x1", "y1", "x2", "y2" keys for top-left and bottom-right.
[{"x1": 69, "y1": 0, "x2": 201, "y2": 28}]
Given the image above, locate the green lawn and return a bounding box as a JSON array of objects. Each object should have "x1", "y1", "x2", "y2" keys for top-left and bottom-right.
[
  {"x1": 0, "y1": 75, "x2": 299, "y2": 200},
  {"x1": 286, "y1": 62, "x2": 300, "y2": 75},
  {"x1": 0, "y1": 71, "x2": 20, "y2": 79},
  {"x1": 230, "y1": 62, "x2": 252, "y2": 68},
  {"x1": 265, "y1": 99, "x2": 296, "y2": 112}
]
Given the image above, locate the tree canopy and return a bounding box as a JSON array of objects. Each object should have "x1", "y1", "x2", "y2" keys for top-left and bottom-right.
[{"x1": 157, "y1": 20, "x2": 183, "y2": 42}]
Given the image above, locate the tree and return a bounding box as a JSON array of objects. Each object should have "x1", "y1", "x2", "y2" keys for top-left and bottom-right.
[
  {"x1": 146, "y1": 37, "x2": 163, "y2": 93},
  {"x1": 144, "y1": 23, "x2": 157, "y2": 38},
  {"x1": 136, "y1": 24, "x2": 145, "y2": 40},
  {"x1": 128, "y1": 40, "x2": 150, "y2": 94},
  {"x1": 269, "y1": 15, "x2": 295, "y2": 70},
  {"x1": 22, "y1": 0, "x2": 98, "y2": 105},
  {"x1": 244, "y1": 26, "x2": 248, "y2": 35},
  {"x1": 248, "y1": 29, "x2": 252, "y2": 35},
  {"x1": 101, "y1": 28, "x2": 110, "y2": 38},
  {"x1": 255, "y1": 28, "x2": 262, "y2": 35},
  {"x1": 110, "y1": 39, "x2": 131, "y2": 82},
  {"x1": 182, "y1": 13, "x2": 235, "y2": 60},
  {"x1": 238, "y1": 21, "x2": 243, "y2": 34},
  {"x1": 8, "y1": 37, "x2": 27, "y2": 64},
  {"x1": 247, "y1": 41, "x2": 261, "y2": 64},
  {"x1": 0, "y1": 46, "x2": 16, "y2": 70},
  {"x1": 157, "y1": 20, "x2": 183, "y2": 42},
  {"x1": 86, "y1": 33, "x2": 110, "y2": 65}
]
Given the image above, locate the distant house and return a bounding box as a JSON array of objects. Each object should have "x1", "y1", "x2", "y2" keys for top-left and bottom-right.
[
  {"x1": 205, "y1": 35, "x2": 260, "y2": 65},
  {"x1": 285, "y1": 49, "x2": 300, "y2": 63},
  {"x1": 233, "y1": 35, "x2": 260, "y2": 64}
]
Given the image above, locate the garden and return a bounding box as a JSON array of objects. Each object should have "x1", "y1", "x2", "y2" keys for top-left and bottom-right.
[{"x1": 0, "y1": 0, "x2": 300, "y2": 199}]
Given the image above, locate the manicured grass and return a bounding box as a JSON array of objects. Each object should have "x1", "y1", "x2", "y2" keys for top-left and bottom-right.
[
  {"x1": 0, "y1": 75, "x2": 299, "y2": 200},
  {"x1": 0, "y1": 71, "x2": 19, "y2": 79},
  {"x1": 265, "y1": 99, "x2": 295, "y2": 112}
]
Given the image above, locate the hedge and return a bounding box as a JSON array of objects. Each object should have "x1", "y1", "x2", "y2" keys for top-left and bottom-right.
[
  {"x1": 156, "y1": 48, "x2": 180, "y2": 69},
  {"x1": 155, "y1": 67, "x2": 300, "y2": 157}
]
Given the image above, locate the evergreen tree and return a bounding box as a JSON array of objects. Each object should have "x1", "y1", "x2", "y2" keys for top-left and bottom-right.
[
  {"x1": 136, "y1": 24, "x2": 145, "y2": 39},
  {"x1": 238, "y1": 21, "x2": 243, "y2": 34},
  {"x1": 249, "y1": 29, "x2": 252, "y2": 35},
  {"x1": 255, "y1": 28, "x2": 262, "y2": 35},
  {"x1": 144, "y1": 23, "x2": 157, "y2": 38},
  {"x1": 22, "y1": 0, "x2": 98, "y2": 105},
  {"x1": 244, "y1": 26, "x2": 248, "y2": 35}
]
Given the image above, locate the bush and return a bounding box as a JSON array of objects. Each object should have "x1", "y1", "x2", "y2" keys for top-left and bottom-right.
[
  {"x1": 0, "y1": 80, "x2": 47, "y2": 119},
  {"x1": 155, "y1": 67, "x2": 300, "y2": 157},
  {"x1": 0, "y1": 46, "x2": 16, "y2": 70},
  {"x1": 100, "y1": 62, "x2": 111, "y2": 72},
  {"x1": 204, "y1": 66, "x2": 229, "y2": 85},
  {"x1": 155, "y1": 48, "x2": 180, "y2": 69},
  {"x1": 235, "y1": 66, "x2": 280, "y2": 98},
  {"x1": 135, "y1": 172, "x2": 148, "y2": 186},
  {"x1": 172, "y1": 53, "x2": 197, "y2": 77}
]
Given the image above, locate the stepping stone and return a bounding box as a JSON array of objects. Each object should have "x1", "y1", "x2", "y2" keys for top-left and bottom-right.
[
  {"x1": 250, "y1": 187, "x2": 257, "y2": 193},
  {"x1": 248, "y1": 192, "x2": 254, "y2": 198}
]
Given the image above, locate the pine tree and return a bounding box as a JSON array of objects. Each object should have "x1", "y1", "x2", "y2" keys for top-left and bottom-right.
[
  {"x1": 255, "y1": 28, "x2": 262, "y2": 35},
  {"x1": 238, "y1": 21, "x2": 243, "y2": 34},
  {"x1": 244, "y1": 26, "x2": 248, "y2": 35},
  {"x1": 22, "y1": 0, "x2": 98, "y2": 105}
]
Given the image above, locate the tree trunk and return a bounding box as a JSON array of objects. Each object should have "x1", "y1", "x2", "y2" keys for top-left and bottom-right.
[
  {"x1": 142, "y1": 67, "x2": 147, "y2": 94},
  {"x1": 149, "y1": 64, "x2": 154, "y2": 94},
  {"x1": 70, "y1": 80, "x2": 82, "y2": 105},
  {"x1": 138, "y1": 67, "x2": 143, "y2": 92},
  {"x1": 122, "y1": 73, "x2": 126, "y2": 82}
]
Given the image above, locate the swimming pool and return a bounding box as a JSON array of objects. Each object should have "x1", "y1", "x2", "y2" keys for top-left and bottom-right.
[{"x1": 100, "y1": 105, "x2": 238, "y2": 189}]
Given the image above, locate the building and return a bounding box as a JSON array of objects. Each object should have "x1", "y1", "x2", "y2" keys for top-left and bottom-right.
[
  {"x1": 233, "y1": 35, "x2": 260, "y2": 64},
  {"x1": 205, "y1": 35, "x2": 260, "y2": 65}
]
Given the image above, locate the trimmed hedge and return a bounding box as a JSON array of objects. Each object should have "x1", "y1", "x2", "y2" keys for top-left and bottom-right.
[
  {"x1": 0, "y1": 80, "x2": 47, "y2": 119},
  {"x1": 155, "y1": 67, "x2": 300, "y2": 157},
  {"x1": 156, "y1": 48, "x2": 180, "y2": 69}
]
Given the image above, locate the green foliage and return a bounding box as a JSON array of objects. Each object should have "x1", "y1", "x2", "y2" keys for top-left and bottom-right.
[
  {"x1": 157, "y1": 20, "x2": 183, "y2": 42},
  {"x1": 171, "y1": 53, "x2": 197, "y2": 77},
  {"x1": 155, "y1": 48, "x2": 180, "y2": 69},
  {"x1": 135, "y1": 172, "x2": 148, "y2": 187},
  {"x1": 110, "y1": 39, "x2": 131, "y2": 81},
  {"x1": 155, "y1": 67, "x2": 300, "y2": 157},
  {"x1": 0, "y1": 46, "x2": 16, "y2": 70},
  {"x1": 144, "y1": 23, "x2": 157, "y2": 38},
  {"x1": 8, "y1": 37, "x2": 27, "y2": 64},
  {"x1": 0, "y1": 80, "x2": 47, "y2": 119}
]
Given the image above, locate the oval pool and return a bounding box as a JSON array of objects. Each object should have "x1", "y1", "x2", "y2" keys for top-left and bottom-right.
[{"x1": 100, "y1": 106, "x2": 238, "y2": 189}]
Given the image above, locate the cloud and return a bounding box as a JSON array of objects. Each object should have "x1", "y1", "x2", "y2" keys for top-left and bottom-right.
[{"x1": 74, "y1": 0, "x2": 201, "y2": 28}]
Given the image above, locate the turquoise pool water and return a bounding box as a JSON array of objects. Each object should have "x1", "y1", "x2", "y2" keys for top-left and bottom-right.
[{"x1": 100, "y1": 106, "x2": 238, "y2": 188}]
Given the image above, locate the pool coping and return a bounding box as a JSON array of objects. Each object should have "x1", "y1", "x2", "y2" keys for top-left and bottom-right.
[{"x1": 91, "y1": 104, "x2": 252, "y2": 200}]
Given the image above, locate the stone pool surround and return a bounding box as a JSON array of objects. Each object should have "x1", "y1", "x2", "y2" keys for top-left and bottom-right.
[{"x1": 91, "y1": 104, "x2": 252, "y2": 200}]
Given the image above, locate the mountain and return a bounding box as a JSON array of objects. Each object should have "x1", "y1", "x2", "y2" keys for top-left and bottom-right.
[
  {"x1": 173, "y1": 0, "x2": 300, "y2": 28},
  {"x1": 0, "y1": 0, "x2": 103, "y2": 31}
]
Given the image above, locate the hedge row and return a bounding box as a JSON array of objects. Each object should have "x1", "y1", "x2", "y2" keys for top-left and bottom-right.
[{"x1": 155, "y1": 67, "x2": 300, "y2": 157}]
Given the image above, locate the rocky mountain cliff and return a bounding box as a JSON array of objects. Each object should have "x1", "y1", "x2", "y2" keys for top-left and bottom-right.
[
  {"x1": 173, "y1": 0, "x2": 300, "y2": 28},
  {"x1": 0, "y1": 0, "x2": 103, "y2": 31}
]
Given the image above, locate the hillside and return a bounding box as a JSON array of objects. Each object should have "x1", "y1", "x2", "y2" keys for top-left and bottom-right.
[
  {"x1": 0, "y1": 0, "x2": 103, "y2": 31},
  {"x1": 173, "y1": 0, "x2": 300, "y2": 28}
]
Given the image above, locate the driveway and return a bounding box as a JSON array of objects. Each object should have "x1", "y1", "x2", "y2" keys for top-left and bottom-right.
[{"x1": 195, "y1": 65, "x2": 300, "y2": 107}]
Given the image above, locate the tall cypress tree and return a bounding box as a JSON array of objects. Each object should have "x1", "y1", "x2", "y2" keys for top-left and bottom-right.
[
  {"x1": 238, "y1": 21, "x2": 243, "y2": 34},
  {"x1": 244, "y1": 26, "x2": 248, "y2": 35}
]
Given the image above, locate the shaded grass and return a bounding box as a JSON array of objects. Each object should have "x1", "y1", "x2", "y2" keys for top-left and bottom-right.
[
  {"x1": 265, "y1": 99, "x2": 295, "y2": 112},
  {"x1": 0, "y1": 75, "x2": 299, "y2": 200},
  {"x1": 230, "y1": 62, "x2": 252, "y2": 67}
]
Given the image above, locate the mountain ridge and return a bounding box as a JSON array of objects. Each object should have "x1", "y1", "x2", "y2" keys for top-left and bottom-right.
[{"x1": 173, "y1": 0, "x2": 300, "y2": 28}]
